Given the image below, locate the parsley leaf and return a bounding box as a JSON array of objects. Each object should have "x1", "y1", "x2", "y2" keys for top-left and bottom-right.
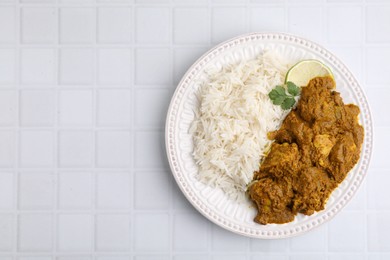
[
  {"x1": 286, "y1": 81, "x2": 300, "y2": 96},
  {"x1": 281, "y1": 97, "x2": 296, "y2": 110},
  {"x1": 273, "y1": 95, "x2": 286, "y2": 105},
  {"x1": 274, "y1": 85, "x2": 286, "y2": 95},
  {"x1": 268, "y1": 81, "x2": 301, "y2": 110}
]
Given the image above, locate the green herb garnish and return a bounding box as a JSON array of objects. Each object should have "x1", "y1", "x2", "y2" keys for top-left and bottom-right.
[{"x1": 268, "y1": 81, "x2": 301, "y2": 110}]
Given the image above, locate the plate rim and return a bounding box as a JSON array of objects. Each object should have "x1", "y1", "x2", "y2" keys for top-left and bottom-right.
[{"x1": 165, "y1": 32, "x2": 374, "y2": 239}]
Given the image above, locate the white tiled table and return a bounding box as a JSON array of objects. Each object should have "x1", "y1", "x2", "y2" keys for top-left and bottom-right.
[{"x1": 0, "y1": 0, "x2": 388, "y2": 259}]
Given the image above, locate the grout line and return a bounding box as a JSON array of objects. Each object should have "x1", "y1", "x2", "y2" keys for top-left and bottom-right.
[
  {"x1": 129, "y1": 3, "x2": 136, "y2": 258},
  {"x1": 91, "y1": 4, "x2": 98, "y2": 258},
  {"x1": 14, "y1": 0, "x2": 21, "y2": 255}
]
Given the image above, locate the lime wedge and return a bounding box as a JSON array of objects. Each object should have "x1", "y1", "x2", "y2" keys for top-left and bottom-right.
[{"x1": 285, "y1": 60, "x2": 334, "y2": 87}]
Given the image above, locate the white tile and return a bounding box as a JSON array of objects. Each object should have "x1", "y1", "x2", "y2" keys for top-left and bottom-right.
[
  {"x1": 96, "y1": 131, "x2": 131, "y2": 167},
  {"x1": 328, "y1": 211, "x2": 365, "y2": 251},
  {"x1": 134, "y1": 131, "x2": 167, "y2": 168},
  {"x1": 328, "y1": 7, "x2": 363, "y2": 43},
  {"x1": 21, "y1": 49, "x2": 55, "y2": 85},
  {"x1": 367, "y1": 5, "x2": 390, "y2": 42},
  {"x1": 174, "y1": 256, "x2": 210, "y2": 260},
  {"x1": 213, "y1": 0, "x2": 246, "y2": 2},
  {"x1": 18, "y1": 214, "x2": 53, "y2": 251},
  {"x1": 98, "y1": 0, "x2": 133, "y2": 2},
  {"x1": 288, "y1": 7, "x2": 324, "y2": 43},
  {"x1": 250, "y1": 237, "x2": 288, "y2": 252},
  {"x1": 328, "y1": 254, "x2": 365, "y2": 260},
  {"x1": 60, "y1": 0, "x2": 94, "y2": 2},
  {"x1": 18, "y1": 171, "x2": 54, "y2": 210},
  {"x1": 173, "y1": 47, "x2": 208, "y2": 85},
  {"x1": 136, "y1": 0, "x2": 168, "y2": 2},
  {"x1": 0, "y1": 214, "x2": 13, "y2": 251},
  {"x1": 135, "y1": 7, "x2": 170, "y2": 44},
  {"x1": 58, "y1": 214, "x2": 93, "y2": 251},
  {"x1": 59, "y1": 131, "x2": 94, "y2": 167},
  {"x1": 20, "y1": 131, "x2": 54, "y2": 167},
  {"x1": 135, "y1": 48, "x2": 171, "y2": 85},
  {"x1": 134, "y1": 170, "x2": 171, "y2": 210},
  {"x1": 0, "y1": 7, "x2": 16, "y2": 43},
  {"x1": 96, "y1": 214, "x2": 130, "y2": 251},
  {"x1": 21, "y1": 0, "x2": 55, "y2": 2},
  {"x1": 16, "y1": 253, "x2": 54, "y2": 260},
  {"x1": 96, "y1": 172, "x2": 131, "y2": 209},
  {"x1": 367, "y1": 48, "x2": 390, "y2": 85},
  {"x1": 250, "y1": 7, "x2": 286, "y2": 31},
  {"x1": 58, "y1": 172, "x2": 93, "y2": 209},
  {"x1": 211, "y1": 7, "x2": 246, "y2": 43},
  {"x1": 290, "y1": 255, "x2": 326, "y2": 260},
  {"x1": 371, "y1": 127, "x2": 390, "y2": 168},
  {"x1": 134, "y1": 213, "x2": 170, "y2": 251},
  {"x1": 21, "y1": 7, "x2": 56, "y2": 44},
  {"x1": 97, "y1": 257, "x2": 130, "y2": 260},
  {"x1": 0, "y1": 173, "x2": 14, "y2": 209},
  {"x1": 0, "y1": 49, "x2": 16, "y2": 84},
  {"x1": 327, "y1": 0, "x2": 362, "y2": 2},
  {"x1": 173, "y1": 213, "x2": 209, "y2": 251},
  {"x1": 135, "y1": 89, "x2": 170, "y2": 128},
  {"x1": 135, "y1": 256, "x2": 170, "y2": 260},
  {"x1": 288, "y1": 0, "x2": 322, "y2": 2},
  {"x1": 213, "y1": 256, "x2": 248, "y2": 260},
  {"x1": 57, "y1": 257, "x2": 91, "y2": 260},
  {"x1": 98, "y1": 49, "x2": 132, "y2": 85},
  {"x1": 366, "y1": 88, "x2": 390, "y2": 126},
  {"x1": 368, "y1": 171, "x2": 390, "y2": 209},
  {"x1": 97, "y1": 89, "x2": 131, "y2": 126},
  {"x1": 59, "y1": 90, "x2": 93, "y2": 126},
  {"x1": 98, "y1": 7, "x2": 132, "y2": 44},
  {"x1": 211, "y1": 225, "x2": 247, "y2": 251},
  {"x1": 290, "y1": 224, "x2": 326, "y2": 251},
  {"x1": 59, "y1": 48, "x2": 95, "y2": 85},
  {"x1": 0, "y1": 131, "x2": 15, "y2": 167},
  {"x1": 60, "y1": 8, "x2": 96, "y2": 44},
  {"x1": 173, "y1": 8, "x2": 210, "y2": 44},
  {"x1": 0, "y1": 91, "x2": 17, "y2": 126},
  {"x1": 0, "y1": 257, "x2": 13, "y2": 260},
  {"x1": 368, "y1": 212, "x2": 390, "y2": 251},
  {"x1": 20, "y1": 90, "x2": 55, "y2": 127},
  {"x1": 368, "y1": 254, "x2": 390, "y2": 260},
  {"x1": 251, "y1": 256, "x2": 286, "y2": 260}
]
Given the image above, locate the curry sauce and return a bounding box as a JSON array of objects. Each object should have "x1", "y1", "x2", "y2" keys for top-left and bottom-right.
[{"x1": 248, "y1": 76, "x2": 364, "y2": 224}]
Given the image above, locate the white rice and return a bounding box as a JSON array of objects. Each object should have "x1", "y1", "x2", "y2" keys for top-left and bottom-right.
[{"x1": 189, "y1": 50, "x2": 290, "y2": 201}]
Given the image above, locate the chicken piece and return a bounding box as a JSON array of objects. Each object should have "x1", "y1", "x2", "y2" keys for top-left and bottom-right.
[
  {"x1": 313, "y1": 134, "x2": 336, "y2": 167},
  {"x1": 297, "y1": 77, "x2": 336, "y2": 123},
  {"x1": 328, "y1": 132, "x2": 359, "y2": 183},
  {"x1": 314, "y1": 134, "x2": 335, "y2": 157},
  {"x1": 249, "y1": 177, "x2": 295, "y2": 224},
  {"x1": 291, "y1": 167, "x2": 336, "y2": 215},
  {"x1": 257, "y1": 143, "x2": 300, "y2": 179}
]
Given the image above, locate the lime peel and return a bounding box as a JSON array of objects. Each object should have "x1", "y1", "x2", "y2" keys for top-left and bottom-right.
[{"x1": 285, "y1": 59, "x2": 334, "y2": 87}]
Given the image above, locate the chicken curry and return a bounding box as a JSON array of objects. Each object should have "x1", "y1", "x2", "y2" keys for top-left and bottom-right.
[{"x1": 248, "y1": 76, "x2": 364, "y2": 224}]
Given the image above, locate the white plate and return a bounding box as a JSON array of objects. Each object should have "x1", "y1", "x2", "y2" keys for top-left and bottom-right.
[{"x1": 165, "y1": 33, "x2": 373, "y2": 239}]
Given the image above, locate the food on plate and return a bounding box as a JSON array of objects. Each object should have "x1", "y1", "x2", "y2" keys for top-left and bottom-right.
[
  {"x1": 248, "y1": 76, "x2": 364, "y2": 224},
  {"x1": 190, "y1": 51, "x2": 364, "y2": 225},
  {"x1": 190, "y1": 51, "x2": 290, "y2": 200}
]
